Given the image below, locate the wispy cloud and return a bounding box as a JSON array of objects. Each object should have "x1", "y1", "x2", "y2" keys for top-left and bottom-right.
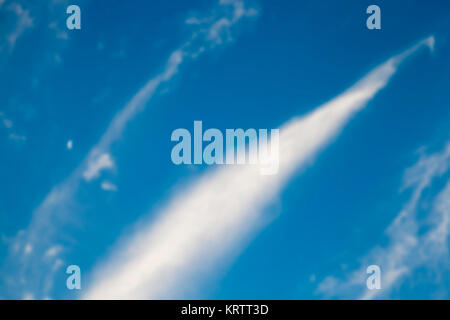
[
  {"x1": 0, "y1": 0, "x2": 71, "y2": 53},
  {"x1": 83, "y1": 37, "x2": 434, "y2": 299},
  {"x1": 100, "y1": 181, "x2": 118, "y2": 192},
  {"x1": 2, "y1": 0, "x2": 258, "y2": 299},
  {"x1": 0, "y1": 111, "x2": 27, "y2": 143},
  {"x1": 317, "y1": 142, "x2": 450, "y2": 299},
  {"x1": 44, "y1": 245, "x2": 63, "y2": 258},
  {"x1": 4, "y1": 2, "x2": 34, "y2": 50},
  {"x1": 83, "y1": 153, "x2": 115, "y2": 182}
]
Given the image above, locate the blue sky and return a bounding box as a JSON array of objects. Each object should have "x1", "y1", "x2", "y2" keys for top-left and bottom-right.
[{"x1": 1, "y1": 0, "x2": 450, "y2": 299}]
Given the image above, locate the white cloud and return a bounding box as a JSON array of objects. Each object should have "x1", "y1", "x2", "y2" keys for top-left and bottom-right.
[
  {"x1": 83, "y1": 153, "x2": 115, "y2": 181},
  {"x1": 3, "y1": 118, "x2": 13, "y2": 129},
  {"x1": 186, "y1": 17, "x2": 213, "y2": 25},
  {"x1": 317, "y1": 142, "x2": 450, "y2": 299},
  {"x1": 2, "y1": 0, "x2": 259, "y2": 299},
  {"x1": 101, "y1": 181, "x2": 118, "y2": 192},
  {"x1": 24, "y1": 243, "x2": 33, "y2": 255},
  {"x1": 44, "y1": 245, "x2": 62, "y2": 258},
  {"x1": 8, "y1": 133, "x2": 26, "y2": 142},
  {"x1": 6, "y1": 2, "x2": 34, "y2": 49},
  {"x1": 206, "y1": 0, "x2": 257, "y2": 43},
  {"x1": 51, "y1": 259, "x2": 63, "y2": 272},
  {"x1": 1, "y1": 109, "x2": 27, "y2": 143},
  {"x1": 83, "y1": 37, "x2": 434, "y2": 299}
]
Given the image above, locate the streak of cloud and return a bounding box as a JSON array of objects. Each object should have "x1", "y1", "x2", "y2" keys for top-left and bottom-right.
[
  {"x1": 2, "y1": 0, "x2": 257, "y2": 299},
  {"x1": 5, "y1": 2, "x2": 33, "y2": 50},
  {"x1": 83, "y1": 37, "x2": 435, "y2": 299},
  {"x1": 83, "y1": 153, "x2": 115, "y2": 182},
  {"x1": 100, "y1": 181, "x2": 118, "y2": 192},
  {"x1": 317, "y1": 141, "x2": 450, "y2": 299}
]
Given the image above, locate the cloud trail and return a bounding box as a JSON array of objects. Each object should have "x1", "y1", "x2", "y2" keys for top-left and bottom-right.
[
  {"x1": 83, "y1": 37, "x2": 435, "y2": 299},
  {"x1": 317, "y1": 142, "x2": 450, "y2": 299},
  {"x1": 4, "y1": 2, "x2": 33, "y2": 50},
  {"x1": 2, "y1": 0, "x2": 257, "y2": 299}
]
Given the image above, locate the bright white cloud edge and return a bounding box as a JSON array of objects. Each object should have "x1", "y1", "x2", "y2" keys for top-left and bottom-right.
[{"x1": 83, "y1": 37, "x2": 435, "y2": 299}]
